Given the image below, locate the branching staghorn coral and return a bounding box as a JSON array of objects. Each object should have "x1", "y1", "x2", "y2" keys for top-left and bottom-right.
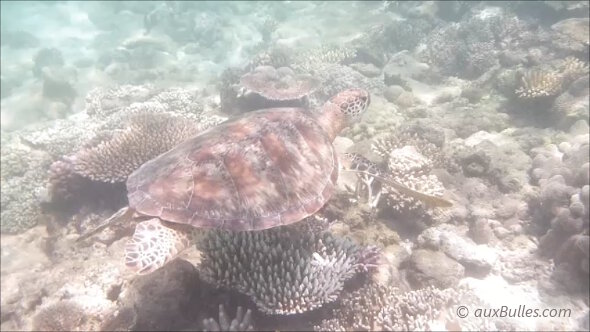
[
  {"x1": 514, "y1": 57, "x2": 588, "y2": 102},
  {"x1": 515, "y1": 69, "x2": 563, "y2": 99},
  {"x1": 198, "y1": 226, "x2": 379, "y2": 315},
  {"x1": 202, "y1": 305, "x2": 254, "y2": 331},
  {"x1": 315, "y1": 282, "x2": 466, "y2": 331}
]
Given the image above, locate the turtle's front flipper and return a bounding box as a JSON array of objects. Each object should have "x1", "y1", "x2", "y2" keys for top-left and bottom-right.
[
  {"x1": 77, "y1": 206, "x2": 134, "y2": 243},
  {"x1": 124, "y1": 218, "x2": 194, "y2": 275}
]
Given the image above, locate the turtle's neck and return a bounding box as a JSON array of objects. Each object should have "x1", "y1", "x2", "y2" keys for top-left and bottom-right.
[{"x1": 317, "y1": 101, "x2": 347, "y2": 142}]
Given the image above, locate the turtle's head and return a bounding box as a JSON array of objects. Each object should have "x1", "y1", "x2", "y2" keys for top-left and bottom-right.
[
  {"x1": 319, "y1": 88, "x2": 371, "y2": 140},
  {"x1": 331, "y1": 88, "x2": 371, "y2": 122}
]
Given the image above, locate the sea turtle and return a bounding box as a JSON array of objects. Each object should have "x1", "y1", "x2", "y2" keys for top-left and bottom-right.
[{"x1": 81, "y1": 88, "x2": 370, "y2": 275}]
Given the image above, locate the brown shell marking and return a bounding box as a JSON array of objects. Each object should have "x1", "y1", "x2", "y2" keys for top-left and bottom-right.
[{"x1": 126, "y1": 108, "x2": 338, "y2": 231}]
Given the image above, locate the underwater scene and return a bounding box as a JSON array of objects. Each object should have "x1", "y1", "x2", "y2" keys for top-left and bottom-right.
[{"x1": 1, "y1": 1, "x2": 589, "y2": 331}]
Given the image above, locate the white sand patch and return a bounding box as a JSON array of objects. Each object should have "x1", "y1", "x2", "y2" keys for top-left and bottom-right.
[{"x1": 461, "y1": 275, "x2": 586, "y2": 331}]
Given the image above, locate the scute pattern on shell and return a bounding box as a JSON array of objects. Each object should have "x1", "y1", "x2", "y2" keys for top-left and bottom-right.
[{"x1": 126, "y1": 108, "x2": 337, "y2": 231}]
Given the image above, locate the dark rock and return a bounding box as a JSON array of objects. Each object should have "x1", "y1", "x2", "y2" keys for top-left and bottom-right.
[
  {"x1": 418, "y1": 225, "x2": 497, "y2": 278},
  {"x1": 406, "y1": 249, "x2": 464, "y2": 288},
  {"x1": 125, "y1": 259, "x2": 200, "y2": 331},
  {"x1": 459, "y1": 150, "x2": 491, "y2": 177}
]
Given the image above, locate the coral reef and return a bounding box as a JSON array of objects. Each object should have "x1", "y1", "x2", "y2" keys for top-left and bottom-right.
[
  {"x1": 372, "y1": 131, "x2": 455, "y2": 171},
  {"x1": 44, "y1": 84, "x2": 224, "y2": 216},
  {"x1": 455, "y1": 129, "x2": 533, "y2": 193},
  {"x1": 406, "y1": 248, "x2": 465, "y2": 288},
  {"x1": 44, "y1": 110, "x2": 204, "y2": 217},
  {"x1": 353, "y1": 131, "x2": 454, "y2": 222},
  {"x1": 308, "y1": 63, "x2": 385, "y2": 108},
  {"x1": 240, "y1": 66, "x2": 319, "y2": 101},
  {"x1": 381, "y1": 146, "x2": 447, "y2": 213},
  {"x1": 85, "y1": 85, "x2": 214, "y2": 125},
  {"x1": 529, "y1": 126, "x2": 589, "y2": 293},
  {"x1": 420, "y1": 7, "x2": 523, "y2": 79},
  {"x1": 416, "y1": 223, "x2": 498, "y2": 277},
  {"x1": 315, "y1": 282, "x2": 466, "y2": 331},
  {"x1": 362, "y1": 18, "x2": 434, "y2": 55},
  {"x1": 1, "y1": 134, "x2": 54, "y2": 233},
  {"x1": 222, "y1": 65, "x2": 320, "y2": 113},
  {"x1": 85, "y1": 85, "x2": 158, "y2": 117},
  {"x1": 514, "y1": 69, "x2": 563, "y2": 100},
  {"x1": 552, "y1": 76, "x2": 590, "y2": 127},
  {"x1": 70, "y1": 111, "x2": 201, "y2": 183},
  {"x1": 247, "y1": 46, "x2": 292, "y2": 70},
  {"x1": 292, "y1": 45, "x2": 357, "y2": 74},
  {"x1": 551, "y1": 17, "x2": 590, "y2": 46},
  {"x1": 559, "y1": 56, "x2": 589, "y2": 85},
  {"x1": 202, "y1": 305, "x2": 254, "y2": 332},
  {"x1": 31, "y1": 300, "x2": 91, "y2": 331},
  {"x1": 3, "y1": 3, "x2": 590, "y2": 331},
  {"x1": 198, "y1": 226, "x2": 379, "y2": 315},
  {"x1": 99, "y1": 306, "x2": 138, "y2": 332}
]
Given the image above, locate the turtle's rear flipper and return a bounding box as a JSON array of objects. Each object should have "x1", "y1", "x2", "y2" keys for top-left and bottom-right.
[
  {"x1": 77, "y1": 206, "x2": 134, "y2": 243},
  {"x1": 124, "y1": 218, "x2": 193, "y2": 275}
]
